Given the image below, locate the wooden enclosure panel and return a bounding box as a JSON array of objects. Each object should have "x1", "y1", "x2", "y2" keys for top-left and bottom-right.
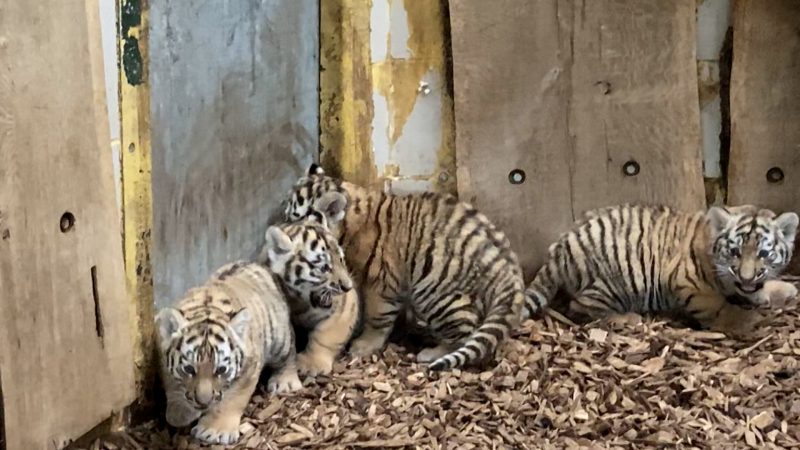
[
  {"x1": 450, "y1": 0, "x2": 704, "y2": 277},
  {"x1": 149, "y1": 0, "x2": 319, "y2": 307},
  {"x1": 0, "y1": 1, "x2": 134, "y2": 448},
  {"x1": 728, "y1": 2, "x2": 800, "y2": 212}
]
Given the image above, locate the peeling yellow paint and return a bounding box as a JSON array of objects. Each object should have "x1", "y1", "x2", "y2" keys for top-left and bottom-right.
[
  {"x1": 118, "y1": 1, "x2": 155, "y2": 395},
  {"x1": 320, "y1": 0, "x2": 378, "y2": 187},
  {"x1": 321, "y1": 0, "x2": 456, "y2": 194}
]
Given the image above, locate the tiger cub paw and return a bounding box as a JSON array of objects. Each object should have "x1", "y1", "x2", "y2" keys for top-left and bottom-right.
[
  {"x1": 711, "y1": 305, "x2": 764, "y2": 338},
  {"x1": 191, "y1": 414, "x2": 241, "y2": 445},
  {"x1": 267, "y1": 370, "x2": 303, "y2": 393},
  {"x1": 165, "y1": 399, "x2": 201, "y2": 428},
  {"x1": 297, "y1": 350, "x2": 334, "y2": 376},
  {"x1": 760, "y1": 280, "x2": 798, "y2": 308},
  {"x1": 349, "y1": 335, "x2": 384, "y2": 358},
  {"x1": 416, "y1": 345, "x2": 453, "y2": 363}
]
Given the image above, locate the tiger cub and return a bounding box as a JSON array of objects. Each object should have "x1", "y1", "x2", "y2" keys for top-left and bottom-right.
[
  {"x1": 524, "y1": 204, "x2": 799, "y2": 332},
  {"x1": 155, "y1": 261, "x2": 301, "y2": 445},
  {"x1": 260, "y1": 211, "x2": 359, "y2": 376},
  {"x1": 283, "y1": 164, "x2": 526, "y2": 371}
]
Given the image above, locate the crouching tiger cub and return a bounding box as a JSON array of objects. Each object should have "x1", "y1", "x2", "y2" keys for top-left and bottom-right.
[
  {"x1": 283, "y1": 164, "x2": 527, "y2": 371},
  {"x1": 260, "y1": 211, "x2": 359, "y2": 376},
  {"x1": 155, "y1": 261, "x2": 301, "y2": 445},
  {"x1": 524, "y1": 204, "x2": 799, "y2": 332}
]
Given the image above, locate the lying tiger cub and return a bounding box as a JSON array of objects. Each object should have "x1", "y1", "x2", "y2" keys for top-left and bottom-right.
[
  {"x1": 155, "y1": 261, "x2": 301, "y2": 445},
  {"x1": 524, "y1": 204, "x2": 799, "y2": 332}
]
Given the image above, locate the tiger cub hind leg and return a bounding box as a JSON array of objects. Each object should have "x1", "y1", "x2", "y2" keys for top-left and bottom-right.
[
  {"x1": 191, "y1": 372, "x2": 259, "y2": 445},
  {"x1": 567, "y1": 285, "x2": 626, "y2": 322},
  {"x1": 349, "y1": 282, "x2": 402, "y2": 357},
  {"x1": 297, "y1": 289, "x2": 359, "y2": 375}
]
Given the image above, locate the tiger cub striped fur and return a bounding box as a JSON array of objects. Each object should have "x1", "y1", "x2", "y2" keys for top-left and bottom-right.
[
  {"x1": 260, "y1": 211, "x2": 359, "y2": 376},
  {"x1": 283, "y1": 164, "x2": 526, "y2": 371},
  {"x1": 524, "y1": 204, "x2": 799, "y2": 332},
  {"x1": 155, "y1": 261, "x2": 301, "y2": 445}
]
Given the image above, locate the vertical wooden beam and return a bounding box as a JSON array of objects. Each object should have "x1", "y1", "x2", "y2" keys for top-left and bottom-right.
[
  {"x1": 118, "y1": 0, "x2": 155, "y2": 392},
  {"x1": 728, "y1": 0, "x2": 800, "y2": 273},
  {"x1": 320, "y1": 0, "x2": 377, "y2": 186}
]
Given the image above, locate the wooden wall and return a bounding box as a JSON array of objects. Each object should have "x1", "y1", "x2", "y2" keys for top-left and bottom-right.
[
  {"x1": 0, "y1": 0, "x2": 134, "y2": 448},
  {"x1": 449, "y1": 0, "x2": 705, "y2": 278},
  {"x1": 148, "y1": 0, "x2": 319, "y2": 307}
]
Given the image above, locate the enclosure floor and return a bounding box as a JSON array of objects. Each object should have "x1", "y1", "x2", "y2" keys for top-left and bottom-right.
[{"x1": 91, "y1": 301, "x2": 800, "y2": 450}]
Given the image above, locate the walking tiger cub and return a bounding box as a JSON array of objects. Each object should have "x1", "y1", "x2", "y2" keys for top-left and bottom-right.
[
  {"x1": 155, "y1": 261, "x2": 301, "y2": 445},
  {"x1": 524, "y1": 204, "x2": 799, "y2": 332},
  {"x1": 260, "y1": 211, "x2": 359, "y2": 376},
  {"x1": 283, "y1": 164, "x2": 527, "y2": 371}
]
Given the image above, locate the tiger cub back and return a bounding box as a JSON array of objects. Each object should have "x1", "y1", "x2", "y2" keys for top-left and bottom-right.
[
  {"x1": 283, "y1": 164, "x2": 527, "y2": 371},
  {"x1": 260, "y1": 211, "x2": 360, "y2": 376},
  {"x1": 155, "y1": 261, "x2": 301, "y2": 445},
  {"x1": 524, "y1": 204, "x2": 799, "y2": 331}
]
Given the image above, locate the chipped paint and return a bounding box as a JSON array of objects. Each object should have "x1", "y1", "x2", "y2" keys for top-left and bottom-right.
[
  {"x1": 321, "y1": 0, "x2": 456, "y2": 193},
  {"x1": 118, "y1": 0, "x2": 155, "y2": 393}
]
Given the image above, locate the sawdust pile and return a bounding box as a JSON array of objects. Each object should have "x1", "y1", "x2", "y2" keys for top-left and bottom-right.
[{"x1": 91, "y1": 304, "x2": 800, "y2": 450}]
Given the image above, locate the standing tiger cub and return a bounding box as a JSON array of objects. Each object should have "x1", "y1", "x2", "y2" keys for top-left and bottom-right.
[
  {"x1": 155, "y1": 261, "x2": 301, "y2": 445},
  {"x1": 524, "y1": 204, "x2": 799, "y2": 332},
  {"x1": 260, "y1": 211, "x2": 360, "y2": 376},
  {"x1": 283, "y1": 164, "x2": 527, "y2": 371}
]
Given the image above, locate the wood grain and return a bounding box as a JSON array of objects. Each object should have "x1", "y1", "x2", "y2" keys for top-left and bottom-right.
[
  {"x1": 449, "y1": 0, "x2": 704, "y2": 278},
  {"x1": 148, "y1": 0, "x2": 319, "y2": 308},
  {"x1": 728, "y1": 0, "x2": 800, "y2": 273},
  {"x1": 0, "y1": 0, "x2": 134, "y2": 448}
]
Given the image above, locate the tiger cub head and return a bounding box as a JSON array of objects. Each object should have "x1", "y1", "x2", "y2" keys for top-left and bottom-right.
[
  {"x1": 155, "y1": 292, "x2": 251, "y2": 425},
  {"x1": 263, "y1": 210, "x2": 353, "y2": 308},
  {"x1": 707, "y1": 205, "x2": 799, "y2": 297},
  {"x1": 283, "y1": 164, "x2": 349, "y2": 236}
]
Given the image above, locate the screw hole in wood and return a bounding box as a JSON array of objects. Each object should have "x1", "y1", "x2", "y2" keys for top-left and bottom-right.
[
  {"x1": 766, "y1": 167, "x2": 784, "y2": 184},
  {"x1": 622, "y1": 160, "x2": 640, "y2": 177},
  {"x1": 508, "y1": 169, "x2": 526, "y2": 185},
  {"x1": 59, "y1": 212, "x2": 75, "y2": 233}
]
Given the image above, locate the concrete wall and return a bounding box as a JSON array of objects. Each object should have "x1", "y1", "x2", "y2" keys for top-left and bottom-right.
[{"x1": 149, "y1": 0, "x2": 319, "y2": 307}]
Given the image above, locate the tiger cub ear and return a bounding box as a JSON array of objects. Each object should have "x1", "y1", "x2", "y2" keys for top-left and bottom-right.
[
  {"x1": 264, "y1": 226, "x2": 294, "y2": 268},
  {"x1": 228, "y1": 308, "x2": 251, "y2": 345},
  {"x1": 314, "y1": 191, "x2": 348, "y2": 225},
  {"x1": 308, "y1": 163, "x2": 325, "y2": 176},
  {"x1": 305, "y1": 209, "x2": 330, "y2": 228},
  {"x1": 155, "y1": 308, "x2": 188, "y2": 352},
  {"x1": 707, "y1": 206, "x2": 734, "y2": 236},
  {"x1": 775, "y1": 212, "x2": 799, "y2": 243}
]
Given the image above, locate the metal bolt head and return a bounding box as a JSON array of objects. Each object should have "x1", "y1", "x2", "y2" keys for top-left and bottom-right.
[
  {"x1": 418, "y1": 81, "x2": 431, "y2": 96},
  {"x1": 622, "y1": 160, "x2": 640, "y2": 176}
]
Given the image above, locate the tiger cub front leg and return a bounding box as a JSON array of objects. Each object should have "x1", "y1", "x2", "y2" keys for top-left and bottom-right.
[
  {"x1": 298, "y1": 290, "x2": 359, "y2": 375},
  {"x1": 267, "y1": 352, "x2": 303, "y2": 393},
  {"x1": 191, "y1": 373, "x2": 258, "y2": 445},
  {"x1": 684, "y1": 291, "x2": 760, "y2": 336},
  {"x1": 349, "y1": 281, "x2": 399, "y2": 357},
  {"x1": 753, "y1": 279, "x2": 799, "y2": 308}
]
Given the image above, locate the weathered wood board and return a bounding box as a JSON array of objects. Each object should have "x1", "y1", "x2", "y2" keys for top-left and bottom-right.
[
  {"x1": 0, "y1": 0, "x2": 134, "y2": 448},
  {"x1": 149, "y1": 0, "x2": 319, "y2": 307},
  {"x1": 449, "y1": 0, "x2": 704, "y2": 278},
  {"x1": 728, "y1": 0, "x2": 800, "y2": 273}
]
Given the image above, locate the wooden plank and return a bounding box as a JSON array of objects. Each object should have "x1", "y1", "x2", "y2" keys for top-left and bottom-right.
[
  {"x1": 118, "y1": 0, "x2": 157, "y2": 392},
  {"x1": 450, "y1": 0, "x2": 703, "y2": 277},
  {"x1": 149, "y1": 0, "x2": 319, "y2": 307},
  {"x1": 0, "y1": 0, "x2": 134, "y2": 448},
  {"x1": 728, "y1": 0, "x2": 800, "y2": 273}
]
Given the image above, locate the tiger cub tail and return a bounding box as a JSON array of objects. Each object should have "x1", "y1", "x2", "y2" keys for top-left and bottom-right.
[
  {"x1": 522, "y1": 249, "x2": 563, "y2": 321},
  {"x1": 428, "y1": 289, "x2": 526, "y2": 371}
]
